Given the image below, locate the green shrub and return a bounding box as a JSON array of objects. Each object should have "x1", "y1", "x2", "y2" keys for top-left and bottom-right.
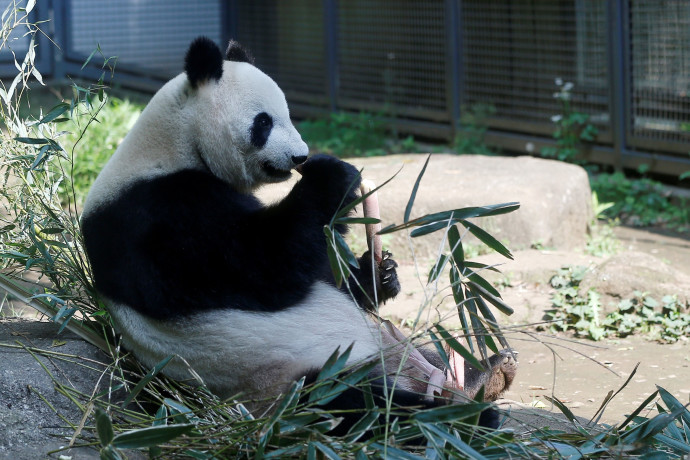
[
  {"x1": 590, "y1": 171, "x2": 690, "y2": 231},
  {"x1": 59, "y1": 96, "x2": 143, "y2": 207},
  {"x1": 453, "y1": 103, "x2": 496, "y2": 155}
]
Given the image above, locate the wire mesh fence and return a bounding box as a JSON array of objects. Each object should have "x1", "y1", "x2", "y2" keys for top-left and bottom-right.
[{"x1": 1, "y1": 0, "x2": 688, "y2": 175}]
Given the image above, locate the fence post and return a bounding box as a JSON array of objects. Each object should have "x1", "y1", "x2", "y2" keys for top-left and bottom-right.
[
  {"x1": 223, "y1": 0, "x2": 238, "y2": 43},
  {"x1": 445, "y1": 0, "x2": 462, "y2": 141},
  {"x1": 324, "y1": 0, "x2": 338, "y2": 113},
  {"x1": 606, "y1": 0, "x2": 630, "y2": 171}
]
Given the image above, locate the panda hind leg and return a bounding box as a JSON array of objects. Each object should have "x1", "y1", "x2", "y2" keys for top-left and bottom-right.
[{"x1": 464, "y1": 349, "x2": 518, "y2": 402}]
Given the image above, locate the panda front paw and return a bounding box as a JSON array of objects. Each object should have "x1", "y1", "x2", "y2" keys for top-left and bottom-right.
[
  {"x1": 351, "y1": 250, "x2": 401, "y2": 311},
  {"x1": 379, "y1": 251, "x2": 401, "y2": 301},
  {"x1": 298, "y1": 154, "x2": 361, "y2": 210}
]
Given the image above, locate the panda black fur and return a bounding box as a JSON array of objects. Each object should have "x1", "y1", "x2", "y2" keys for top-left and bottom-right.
[{"x1": 81, "y1": 37, "x2": 513, "y2": 431}]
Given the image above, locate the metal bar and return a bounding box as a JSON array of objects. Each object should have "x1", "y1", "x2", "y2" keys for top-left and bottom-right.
[
  {"x1": 222, "y1": 0, "x2": 237, "y2": 43},
  {"x1": 484, "y1": 129, "x2": 690, "y2": 177},
  {"x1": 323, "y1": 0, "x2": 337, "y2": 112},
  {"x1": 606, "y1": 0, "x2": 629, "y2": 171},
  {"x1": 445, "y1": 0, "x2": 461, "y2": 138}
]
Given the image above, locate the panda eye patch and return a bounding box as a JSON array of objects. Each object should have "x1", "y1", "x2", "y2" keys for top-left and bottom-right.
[{"x1": 250, "y1": 112, "x2": 273, "y2": 149}]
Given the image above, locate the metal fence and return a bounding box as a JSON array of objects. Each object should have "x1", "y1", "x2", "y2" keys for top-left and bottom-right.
[{"x1": 1, "y1": 0, "x2": 689, "y2": 177}]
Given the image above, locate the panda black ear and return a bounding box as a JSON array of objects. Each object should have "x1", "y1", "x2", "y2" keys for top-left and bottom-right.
[
  {"x1": 185, "y1": 36, "x2": 223, "y2": 88},
  {"x1": 226, "y1": 40, "x2": 255, "y2": 65}
]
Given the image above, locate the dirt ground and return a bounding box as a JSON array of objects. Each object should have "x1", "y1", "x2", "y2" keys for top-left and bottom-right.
[{"x1": 379, "y1": 225, "x2": 690, "y2": 425}]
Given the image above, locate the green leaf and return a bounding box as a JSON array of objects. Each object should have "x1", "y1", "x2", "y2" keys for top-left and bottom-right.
[
  {"x1": 428, "y1": 331, "x2": 452, "y2": 374},
  {"x1": 417, "y1": 422, "x2": 488, "y2": 459},
  {"x1": 344, "y1": 410, "x2": 379, "y2": 443},
  {"x1": 434, "y1": 324, "x2": 483, "y2": 370},
  {"x1": 410, "y1": 220, "x2": 452, "y2": 238},
  {"x1": 324, "y1": 226, "x2": 345, "y2": 288},
  {"x1": 468, "y1": 289, "x2": 508, "y2": 349},
  {"x1": 14, "y1": 137, "x2": 50, "y2": 145},
  {"x1": 313, "y1": 361, "x2": 376, "y2": 406},
  {"x1": 122, "y1": 355, "x2": 173, "y2": 407},
  {"x1": 543, "y1": 396, "x2": 576, "y2": 423},
  {"x1": 82, "y1": 47, "x2": 99, "y2": 70},
  {"x1": 411, "y1": 402, "x2": 489, "y2": 423},
  {"x1": 469, "y1": 281, "x2": 514, "y2": 316},
  {"x1": 39, "y1": 103, "x2": 70, "y2": 124},
  {"x1": 466, "y1": 270, "x2": 501, "y2": 298},
  {"x1": 311, "y1": 441, "x2": 341, "y2": 460},
  {"x1": 112, "y1": 424, "x2": 194, "y2": 449},
  {"x1": 428, "y1": 254, "x2": 449, "y2": 284},
  {"x1": 153, "y1": 405, "x2": 168, "y2": 427},
  {"x1": 450, "y1": 267, "x2": 473, "y2": 349},
  {"x1": 334, "y1": 229, "x2": 359, "y2": 269},
  {"x1": 95, "y1": 408, "x2": 114, "y2": 447},
  {"x1": 334, "y1": 167, "x2": 401, "y2": 220},
  {"x1": 460, "y1": 220, "x2": 513, "y2": 260},
  {"x1": 379, "y1": 202, "x2": 520, "y2": 235},
  {"x1": 462, "y1": 261, "x2": 501, "y2": 273},
  {"x1": 163, "y1": 399, "x2": 194, "y2": 424},
  {"x1": 334, "y1": 216, "x2": 381, "y2": 225},
  {"x1": 657, "y1": 386, "x2": 690, "y2": 427},
  {"x1": 448, "y1": 225, "x2": 465, "y2": 268},
  {"x1": 404, "y1": 153, "x2": 431, "y2": 223}
]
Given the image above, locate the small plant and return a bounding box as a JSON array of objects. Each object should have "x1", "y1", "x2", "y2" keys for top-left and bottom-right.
[
  {"x1": 297, "y1": 111, "x2": 417, "y2": 158},
  {"x1": 590, "y1": 171, "x2": 690, "y2": 232},
  {"x1": 585, "y1": 191, "x2": 620, "y2": 257},
  {"x1": 544, "y1": 266, "x2": 690, "y2": 343},
  {"x1": 541, "y1": 79, "x2": 598, "y2": 163},
  {"x1": 453, "y1": 103, "x2": 496, "y2": 155}
]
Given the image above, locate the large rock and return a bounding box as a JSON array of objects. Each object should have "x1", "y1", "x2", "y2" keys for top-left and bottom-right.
[
  {"x1": 0, "y1": 320, "x2": 107, "y2": 459},
  {"x1": 578, "y1": 251, "x2": 690, "y2": 313},
  {"x1": 258, "y1": 154, "x2": 593, "y2": 261}
]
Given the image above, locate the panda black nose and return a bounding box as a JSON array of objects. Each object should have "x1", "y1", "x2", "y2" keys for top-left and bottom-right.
[{"x1": 292, "y1": 155, "x2": 308, "y2": 165}]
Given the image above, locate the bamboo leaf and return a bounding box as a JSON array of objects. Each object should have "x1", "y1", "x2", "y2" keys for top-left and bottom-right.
[
  {"x1": 466, "y1": 270, "x2": 501, "y2": 299},
  {"x1": 657, "y1": 386, "x2": 690, "y2": 427},
  {"x1": 428, "y1": 254, "x2": 450, "y2": 284},
  {"x1": 112, "y1": 424, "x2": 194, "y2": 449},
  {"x1": 468, "y1": 281, "x2": 514, "y2": 316},
  {"x1": 411, "y1": 402, "x2": 489, "y2": 423},
  {"x1": 404, "y1": 153, "x2": 431, "y2": 223},
  {"x1": 95, "y1": 408, "x2": 114, "y2": 447},
  {"x1": 39, "y1": 103, "x2": 70, "y2": 124},
  {"x1": 334, "y1": 229, "x2": 359, "y2": 269},
  {"x1": 435, "y1": 324, "x2": 483, "y2": 370},
  {"x1": 334, "y1": 216, "x2": 381, "y2": 225},
  {"x1": 380, "y1": 202, "x2": 520, "y2": 235},
  {"x1": 448, "y1": 225, "x2": 465, "y2": 268},
  {"x1": 123, "y1": 355, "x2": 173, "y2": 407},
  {"x1": 460, "y1": 219, "x2": 513, "y2": 260},
  {"x1": 543, "y1": 396, "x2": 577, "y2": 423}
]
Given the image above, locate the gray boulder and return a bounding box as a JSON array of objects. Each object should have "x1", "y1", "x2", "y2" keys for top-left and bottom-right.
[
  {"x1": 259, "y1": 154, "x2": 593, "y2": 261},
  {"x1": 578, "y1": 251, "x2": 690, "y2": 313},
  {"x1": 0, "y1": 319, "x2": 105, "y2": 459}
]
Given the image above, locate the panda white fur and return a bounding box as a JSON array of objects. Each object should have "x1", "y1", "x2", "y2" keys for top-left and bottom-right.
[{"x1": 82, "y1": 37, "x2": 511, "y2": 431}]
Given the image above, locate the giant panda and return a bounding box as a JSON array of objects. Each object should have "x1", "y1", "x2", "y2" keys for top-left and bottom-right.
[{"x1": 81, "y1": 37, "x2": 516, "y2": 432}]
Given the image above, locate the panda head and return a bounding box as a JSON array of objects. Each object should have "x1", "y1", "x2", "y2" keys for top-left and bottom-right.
[{"x1": 184, "y1": 37, "x2": 308, "y2": 191}]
